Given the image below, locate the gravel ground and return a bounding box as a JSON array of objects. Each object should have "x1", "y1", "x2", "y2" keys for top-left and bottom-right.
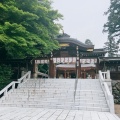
[{"x1": 115, "y1": 104, "x2": 120, "y2": 118}]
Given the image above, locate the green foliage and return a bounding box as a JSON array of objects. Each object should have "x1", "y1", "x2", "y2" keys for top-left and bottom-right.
[
  {"x1": 85, "y1": 39, "x2": 93, "y2": 45},
  {"x1": 103, "y1": 0, "x2": 120, "y2": 56},
  {"x1": 0, "y1": 0, "x2": 63, "y2": 59},
  {"x1": 103, "y1": 0, "x2": 120, "y2": 43},
  {"x1": 104, "y1": 36, "x2": 119, "y2": 57},
  {"x1": 38, "y1": 64, "x2": 48, "y2": 74},
  {"x1": 0, "y1": 64, "x2": 13, "y2": 90}
]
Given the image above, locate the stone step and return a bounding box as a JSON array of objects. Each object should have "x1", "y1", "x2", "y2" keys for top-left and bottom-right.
[
  {"x1": 22, "y1": 82, "x2": 101, "y2": 86},
  {"x1": 20, "y1": 86, "x2": 74, "y2": 89},
  {"x1": 11, "y1": 89, "x2": 74, "y2": 93},
  {"x1": 12, "y1": 89, "x2": 104, "y2": 93},
  {"x1": 0, "y1": 103, "x2": 109, "y2": 112},
  {"x1": 0, "y1": 101, "x2": 108, "y2": 108},
  {"x1": 76, "y1": 90, "x2": 104, "y2": 93},
  {"x1": 7, "y1": 93, "x2": 106, "y2": 99},
  {"x1": 1, "y1": 96, "x2": 108, "y2": 102},
  {"x1": 9, "y1": 93, "x2": 105, "y2": 98},
  {"x1": 4, "y1": 97, "x2": 106, "y2": 102},
  {"x1": 22, "y1": 82, "x2": 75, "y2": 85},
  {"x1": 3, "y1": 97, "x2": 107, "y2": 104},
  {"x1": 25, "y1": 79, "x2": 100, "y2": 84},
  {"x1": 0, "y1": 78, "x2": 109, "y2": 112},
  {"x1": 10, "y1": 91, "x2": 104, "y2": 96},
  {"x1": 17, "y1": 88, "x2": 103, "y2": 92}
]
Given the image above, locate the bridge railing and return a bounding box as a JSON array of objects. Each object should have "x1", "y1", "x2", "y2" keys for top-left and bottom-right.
[
  {"x1": 0, "y1": 71, "x2": 31, "y2": 99},
  {"x1": 99, "y1": 70, "x2": 114, "y2": 113}
]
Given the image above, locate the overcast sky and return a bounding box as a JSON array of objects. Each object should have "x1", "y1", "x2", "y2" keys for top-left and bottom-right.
[{"x1": 52, "y1": 0, "x2": 110, "y2": 48}]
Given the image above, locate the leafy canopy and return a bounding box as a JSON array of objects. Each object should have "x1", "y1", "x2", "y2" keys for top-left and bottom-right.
[
  {"x1": 85, "y1": 39, "x2": 93, "y2": 45},
  {"x1": 0, "y1": 0, "x2": 63, "y2": 59},
  {"x1": 104, "y1": 36, "x2": 119, "y2": 57},
  {"x1": 0, "y1": 64, "x2": 13, "y2": 90},
  {"x1": 103, "y1": 0, "x2": 120, "y2": 43}
]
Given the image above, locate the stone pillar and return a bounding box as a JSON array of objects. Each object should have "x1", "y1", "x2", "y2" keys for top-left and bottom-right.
[{"x1": 32, "y1": 60, "x2": 38, "y2": 78}]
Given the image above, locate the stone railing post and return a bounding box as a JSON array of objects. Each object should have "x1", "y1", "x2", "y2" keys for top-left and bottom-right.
[
  {"x1": 109, "y1": 95, "x2": 115, "y2": 113},
  {"x1": 4, "y1": 90, "x2": 7, "y2": 96},
  {"x1": 28, "y1": 71, "x2": 31, "y2": 79},
  {"x1": 107, "y1": 70, "x2": 110, "y2": 79},
  {"x1": 99, "y1": 70, "x2": 115, "y2": 113},
  {"x1": 12, "y1": 83, "x2": 15, "y2": 89}
]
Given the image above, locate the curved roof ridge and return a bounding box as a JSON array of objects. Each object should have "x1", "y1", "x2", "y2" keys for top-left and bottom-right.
[{"x1": 56, "y1": 34, "x2": 94, "y2": 49}]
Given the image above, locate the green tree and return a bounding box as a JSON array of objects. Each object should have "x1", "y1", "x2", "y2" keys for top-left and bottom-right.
[
  {"x1": 103, "y1": 0, "x2": 120, "y2": 43},
  {"x1": 104, "y1": 36, "x2": 119, "y2": 57},
  {"x1": 0, "y1": 64, "x2": 13, "y2": 90},
  {"x1": 0, "y1": 0, "x2": 63, "y2": 59},
  {"x1": 85, "y1": 39, "x2": 93, "y2": 45}
]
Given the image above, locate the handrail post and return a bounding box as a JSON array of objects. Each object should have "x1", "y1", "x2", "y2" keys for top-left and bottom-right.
[
  {"x1": 28, "y1": 71, "x2": 31, "y2": 79},
  {"x1": 109, "y1": 95, "x2": 115, "y2": 113},
  {"x1": 107, "y1": 70, "x2": 110, "y2": 79},
  {"x1": 4, "y1": 89, "x2": 7, "y2": 96},
  {"x1": 39, "y1": 79, "x2": 40, "y2": 89},
  {"x1": 12, "y1": 82, "x2": 15, "y2": 89}
]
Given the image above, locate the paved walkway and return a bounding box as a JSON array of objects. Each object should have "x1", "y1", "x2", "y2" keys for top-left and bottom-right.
[{"x1": 0, "y1": 107, "x2": 120, "y2": 120}]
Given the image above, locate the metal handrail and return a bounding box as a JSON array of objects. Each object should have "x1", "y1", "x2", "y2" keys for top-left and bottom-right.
[
  {"x1": 27, "y1": 89, "x2": 30, "y2": 101},
  {"x1": 74, "y1": 69, "x2": 78, "y2": 102},
  {"x1": 74, "y1": 79, "x2": 78, "y2": 102}
]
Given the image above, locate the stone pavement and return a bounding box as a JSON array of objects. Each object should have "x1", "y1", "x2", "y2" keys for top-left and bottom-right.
[{"x1": 0, "y1": 107, "x2": 120, "y2": 120}]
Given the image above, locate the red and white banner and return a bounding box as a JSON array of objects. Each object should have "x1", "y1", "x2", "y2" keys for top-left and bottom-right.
[{"x1": 35, "y1": 57, "x2": 97, "y2": 64}]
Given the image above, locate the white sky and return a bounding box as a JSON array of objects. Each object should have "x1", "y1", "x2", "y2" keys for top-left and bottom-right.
[{"x1": 52, "y1": 0, "x2": 110, "y2": 48}]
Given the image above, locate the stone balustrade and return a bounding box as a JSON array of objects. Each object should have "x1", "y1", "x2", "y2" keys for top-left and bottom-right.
[
  {"x1": 0, "y1": 71, "x2": 31, "y2": 98},
  {"x1": 99, "y1": 70, "x2": 115, "y2": 113}
]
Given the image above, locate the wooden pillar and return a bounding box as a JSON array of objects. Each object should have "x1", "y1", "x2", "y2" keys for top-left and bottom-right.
[
  {"x1": 49, "y1": 59, "x2": 55, "y2": 78},
  {"x1": 54, "y1": 64, "x2": 56, "y2": 78},
  {"x1": 96, "y1": 57, "x2": 99, "y2": 73},
  {"x1": 49, "y1": 52, "x2": 55, "y2": 78},
  {"x1": 32, "y1": 60, "x2": 35, "y2": 78},
  {"x1": 78, "y1": 59, "x2": 81, "y2": 78},
  {"x1": 76, "y1": 46, "x2": 81, "y2": 78},
  {"x1": 64, "y1": 70, "x2": 66, "y2": 78}
]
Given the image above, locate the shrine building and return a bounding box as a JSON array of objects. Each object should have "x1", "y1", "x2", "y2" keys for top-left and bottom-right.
[{"x1": 34, "y1": 34, "x2": 106, "y2": 79}]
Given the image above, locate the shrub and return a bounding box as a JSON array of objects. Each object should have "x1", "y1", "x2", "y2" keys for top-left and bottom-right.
[{"x1": 0, "y1": 64, "x2": 13, "y2": 90}]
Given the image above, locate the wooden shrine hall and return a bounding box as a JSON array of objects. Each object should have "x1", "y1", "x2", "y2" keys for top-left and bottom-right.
[{"x1": 34, "y1": 34, "x2": 106, "y2": 79}]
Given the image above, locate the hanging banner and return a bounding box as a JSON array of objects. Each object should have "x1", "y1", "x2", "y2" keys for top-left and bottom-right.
[{"x1": 35, "y1": 57, "x2": 97, "y2": 64}]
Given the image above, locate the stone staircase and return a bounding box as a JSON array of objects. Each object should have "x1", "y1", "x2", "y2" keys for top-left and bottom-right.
[
  {"x1": 74, "y1": 79, "x2": 109, "y2": 112},
  {"x1": 0, "y1": 79, "x2": 109, "y2": 112}
]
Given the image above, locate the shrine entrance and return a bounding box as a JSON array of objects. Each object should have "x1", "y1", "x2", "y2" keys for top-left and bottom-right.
[
  {"x1": 56, "y1": 63, "x2": 97, "y2": 79},
  {"x1": 33, "y1": 33, "x2": 106, "y2": 79},
  {"x1": 56, "y1": 64, "x2": 76, "y2": 78}
]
